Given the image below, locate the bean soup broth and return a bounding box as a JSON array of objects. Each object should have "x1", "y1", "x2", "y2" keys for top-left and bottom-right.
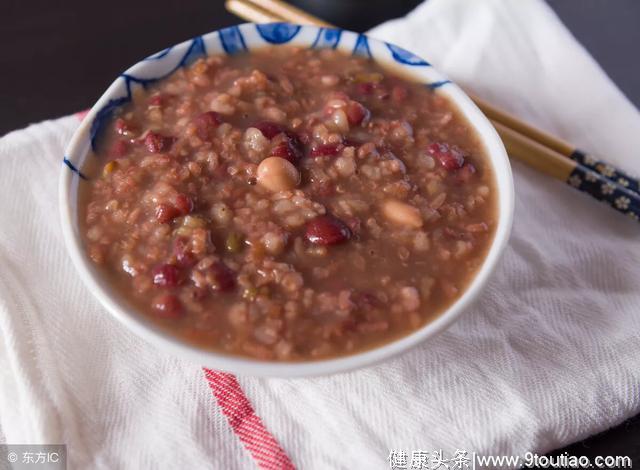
[{"x1": 80, "y1": 46, "x2": 497, "y2": 361}]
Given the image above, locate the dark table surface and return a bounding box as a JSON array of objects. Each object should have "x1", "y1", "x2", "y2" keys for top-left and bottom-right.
[{"x1": 1, "y1": 0, "x2": 638, "y2": 464}]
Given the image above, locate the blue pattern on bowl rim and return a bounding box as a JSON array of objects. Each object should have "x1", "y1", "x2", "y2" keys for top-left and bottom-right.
[
  {"x1": 256, "y1": 23, "x2": 302, "y2": 44},
  {"x1": 352, "y1": 34, "x2": 372, "y2": 58},
  {"x1": 310, "y1": 27, "x2": 342, "y2": 49},
  {"x1": 385, "y1": 42, "x2": 430, "y2": 66},
  {"x1": 143, "y1": 46, "x2": 174, "y2": 61},
  {"x1": 219, "y1": 25, "x2": 248, "y2": 55}
]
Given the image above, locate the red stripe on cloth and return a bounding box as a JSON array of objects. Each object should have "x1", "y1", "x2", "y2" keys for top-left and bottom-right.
[
  {"x1": 203, "y1": 368, "x2": 296, "y2": 470},
  {"x1": 72, "y1": 111, "x2": 293, "y2": 469}
]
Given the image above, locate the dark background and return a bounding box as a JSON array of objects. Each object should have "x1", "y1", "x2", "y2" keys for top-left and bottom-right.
[{"x1": 1, "y1": 0, "x2": 638, "y2": 464}]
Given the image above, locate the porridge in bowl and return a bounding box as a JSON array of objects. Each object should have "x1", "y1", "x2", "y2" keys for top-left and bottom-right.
[{"x1": 80, "y1": 46, "x2": 497, "y2": 361}]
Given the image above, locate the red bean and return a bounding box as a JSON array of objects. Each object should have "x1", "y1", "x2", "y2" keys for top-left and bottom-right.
[
  {"x1": 310, "y1": 143, "x2": 343, "y2": 157},
  {"x1": 152, "y1": 263, "x2": 181, "y2": 287},
  {"x1": 427, "y1": 142, "x2": 465, "y2": 170},
  {"x1": 155, "y1": 203, "x2": 179, "y2": 224},
  {"x1": 144, "y1": 131, "x2": 175, "y2": 153},
  {"x1": 270, "y1": 133, "x2": 303, "y2": 164},
  {"x1": 270, "y1": 142, "x2": 296, "y2": 164},
  {"x1": 345, "y1": 101, "x2": 370, "y2": 126},
  {"x1": 155, "y1": 195, "x2": 192, "y2": 224},
  {"x1": 174, "y1": 193, "x2": 195, "y2": 215},
  {"x1": 305, "y1": 215, "x2": 352, "y2": 245},
  {"x1": 253, "y1": 122, "x2": 304, "y2": 164},
  {"x1": 253, "y1": 121, "x2": 285, "y2": 139},
  {"x1": 194, "y1": 111, "x2": 222, "y2": 141},
  {"x1": 151, "y1": 293, "x2": 183, "y2": 318},
  {"x1": 210, "y1": 262, "x2": 236, "y2": 292}
]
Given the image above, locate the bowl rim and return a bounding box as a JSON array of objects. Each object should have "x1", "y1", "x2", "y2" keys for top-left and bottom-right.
[{"x1": 59, "y1": 22, "x2": 514, "y2": 378}]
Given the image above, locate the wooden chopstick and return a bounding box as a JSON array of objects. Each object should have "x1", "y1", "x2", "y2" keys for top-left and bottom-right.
[
  {"x1": 226, "y1": 0, "x2": 286, "y2": 24},
  {"x1": 474, "y1": 95, "x2": 639, "y2": 194},
  {"x1": 492, "y1": 121, "x2": 575, "y2": 181},
  {"x1": 495, "y1": 121, "x2": 640, "y2": 215},
  {"x1": 243, "y1": 0, "x2": 332, "y2": 27},
  {"x1": 225, "y1": 0, "x2": 640, "y2": 222}
]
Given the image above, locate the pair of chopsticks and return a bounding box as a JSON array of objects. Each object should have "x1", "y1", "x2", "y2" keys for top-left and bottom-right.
[{"x1": 226, "y1": 0, "x2": 640, "y2": 222}]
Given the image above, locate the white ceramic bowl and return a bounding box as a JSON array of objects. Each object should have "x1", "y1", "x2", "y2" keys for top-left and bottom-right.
[{"x1": 60, "y1": 23, "x2": 514, "y2": 377}]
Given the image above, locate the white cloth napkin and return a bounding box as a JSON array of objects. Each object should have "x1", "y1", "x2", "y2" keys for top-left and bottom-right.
[{"x1": 1, "y1": 0, "x2": 639, "y2": 468}]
